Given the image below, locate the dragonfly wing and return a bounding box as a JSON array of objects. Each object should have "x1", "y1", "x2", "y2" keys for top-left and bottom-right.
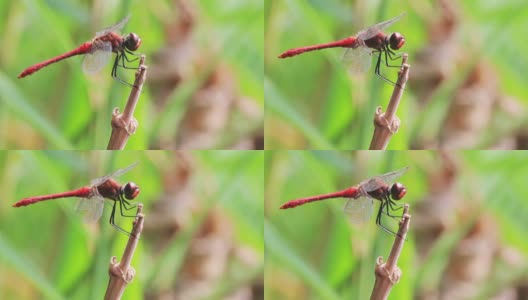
[
  {"x1": 96, "y1": 15, "x2": 130, "y2": 37},
  {"x1": 90, "y1": 162, "x2": 139, "y2": 186},
  {"x1": 376, "y1": 166, "x2": 409, "y2": 186},
  {"x1": 344, "y1": 196, "x2": 374, "y2": 224},
  {"x1": 342, "y1": 46, "x2": 372, "y2": 74},
  {"x1": 357, "y1": 12, "x2": 406, "y2": 41},
  {"x1": 361, "y1": 166, "x2": 409, "y2": 192},
  {"x1": 76, "y1": 195, "x2": 104, "y2": 223},
  {"x1": 82, "y1": 42, "x2": 112, "y2": 74}
]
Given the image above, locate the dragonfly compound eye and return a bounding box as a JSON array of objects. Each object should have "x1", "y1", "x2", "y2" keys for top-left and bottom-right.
[
  {"x1": 123, "y1": 182, "x2": 140, "y2": 200},
  {"x1": 389, "y1": 32, "x2": 405, "y2": 50},
  {"x1": 125, "y1": 33, "x2": 142, "y2": 51},
  {"x1": 390, "y1": 182, "x2": 406, "y2": 200}
]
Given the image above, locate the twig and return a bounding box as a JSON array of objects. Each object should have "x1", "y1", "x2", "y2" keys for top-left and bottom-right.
[
  {"x1": 369, "y1": 54, "x2": 410, "y2": 150},
  {"x1": 104, "y1": 203, "x2": 144, "y2": 300},
  {"x1": 370, "y1": 204, "x2": 411, "y2": 300},
  {"x1": 107, "y1": 55, "x2": 148, "y2": 150}
]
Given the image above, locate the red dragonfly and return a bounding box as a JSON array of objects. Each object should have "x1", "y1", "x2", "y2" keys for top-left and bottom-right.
[
  {"x1": 18, "y1": 15, "x2": 141, "y2": 86},
  {"x1": 278, "y1": 13, "x2": 406, "y2": 85},
  {"x1": 280, "y1": 166, "x2": 408, "y2": 235},
  {"x1": 13, "y1": 162, "x2": 140, "y2": 235}
]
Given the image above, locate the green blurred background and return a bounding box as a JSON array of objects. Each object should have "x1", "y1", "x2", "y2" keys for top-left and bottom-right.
[
  {"x1": 265, "y1": 0, "x2": 528, "y2": 149},
  {"x1": 265, "y1": 151, "x2": 528, "y2": 299},
  {"x1": 0, "y1": 150, "x2": 263, "y2": 299},
  {"x1": 0, "y1": 0, "x2": 263, "y2": 149}
]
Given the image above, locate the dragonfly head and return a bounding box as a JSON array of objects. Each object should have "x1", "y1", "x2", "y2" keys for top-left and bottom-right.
[
  {"x1": 388, "y1": 32, "x2": 405, "y2": 50},
  {"x1": 390, "y1": 182, "x2": 406, "y2": 200},
  {"x1": 122, "y1": 182, "x2": 140, "y2": 200},
  {"x1": 124, "y1": 33, "x2": 142, "y2": 51}
]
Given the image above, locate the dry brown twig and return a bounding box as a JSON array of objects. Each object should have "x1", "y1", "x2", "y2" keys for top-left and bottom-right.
[
  {"x1": 104, "y1": 203, "x2": 144, "y2": 300},
  {"x1": 107, "y1": 55, "x2": 148, "y2": 150},
  {"x1": 369, "y1": 54, "x2": 410, "y2": 150},
  {"x1": 370, "y1": 204, "x2": 411, "y2": 300}
]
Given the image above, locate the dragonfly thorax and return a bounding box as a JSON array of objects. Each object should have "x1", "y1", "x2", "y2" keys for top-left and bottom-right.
[{"x1": 364, "y1": 185, "x2": 390, "y2": 201}]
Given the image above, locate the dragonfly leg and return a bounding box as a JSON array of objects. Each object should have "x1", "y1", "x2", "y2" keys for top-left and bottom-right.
[
  {"x1": 109, "y1": 201, "x2": 133, "y2": 236},
  {"x1": 122, "y1": 198, "x2": 139, "y2": 209},
  {"x1": 373, "y1": 51, "x2": 400, "y2": 87},
  {"x1": 124, "y1": 49, "x2": 141, "y2": 61},
  {"x1": 386, "y1": 198, "x2": 404, "y2": 212},
  {"x1": 380, "y1": 208, "x2": 401, "y2": 220},
  {"x1": 375, "y1": 199, "x2": 407, "y2": 239},
  {"x1": 111, "y1": 54, "x2": 137, "y2": 88},
  {"x1": 387, "y1": 48, "x2": 403, "y2": 59},
  {"x1": 386, "y1": 203, "x2": 404, "y2": 212},
  {"x1": 375, "y1": 201, "x2": 400, "y2": 236},
  {"x1": 117, "y1": 51, "x2": 141, "y2": 69},
  {"x1": 126, "y1": 48, "x2": 142, "y2": 56},
  {"x1": 117, "y1": 197, "x2": 139, "y2": 218},
  {"x1": 382, "y1": 47, "x2": 403, "y2": 68},
  {"x1": 381, "y1": 198, "x2": 404, "y2": 221}
]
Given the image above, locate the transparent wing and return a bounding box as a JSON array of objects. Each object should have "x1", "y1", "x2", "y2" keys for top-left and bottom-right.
[
  {"x1": 90, "y1": 162, "x2": 139, "y2": 186},
  {"x1": 96, "y1": 15, "x2": 130, "y2": 37},
  {"x1": 356, "y1": 12, "x2": 406, "y2": 41},
  {"x1": 82, "y1": 42, "x2": 112, "y2": 74},
  {"x1": 360, "y1": 166, "x2": 409, "y2": 192},
  {"x1": 344, "y1": 196, "x2": 374, "y2": 224},
  {"x1": 75, "y1": 194, "x2": 104, "y2": 223},
  {"x1": 342, "y1": 46, "x2": 372, "y2": 74}
]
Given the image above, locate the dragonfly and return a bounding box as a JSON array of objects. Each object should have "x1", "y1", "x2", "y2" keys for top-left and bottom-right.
[
  {"x1": 280, "y1": 166, "x2": 408, "y2": 235},
  {"x1": 18, "y1": 15, "x2": 141, "y2": 87},
  {"x1": 278, "y1": 13, "x2": 406, "y2": 86},
  {"x1": 13, "y1": 162, "x2": 141, "y2": 235}
]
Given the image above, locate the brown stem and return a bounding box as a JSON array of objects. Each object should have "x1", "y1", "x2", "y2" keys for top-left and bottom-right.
[
  {"x1": 104, "y1": 203, "x2": 144, "y2": 300},
  {"x1": 107, "y1": 55, "x2": 148, "y2": 150},
  {"x1": 370, "y1": 204, "x2": 411, "y2": 300},
  {"x1": 369, "y1": 54, "x2": 410, "y2": 150}
]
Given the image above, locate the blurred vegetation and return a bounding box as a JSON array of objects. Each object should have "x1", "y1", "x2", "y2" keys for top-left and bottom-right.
[
  {"x1": 265, "y1": 151, "x2": 528, "y2": 299},
  {"x1": 0, "y1": 0, "x2": 263, "y2": 149},
  {"x1": 265, "y1": 0, "x2": 528, "y2": 149},
  {"x1": 0, "y1": 150, "x2": 263, "y2": 299}
]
